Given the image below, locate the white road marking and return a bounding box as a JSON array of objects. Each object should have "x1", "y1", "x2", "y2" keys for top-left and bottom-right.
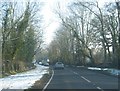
[
  {"x1": 70, "y1": 69, "x2": 104, "y2": 91},
  {"x1": 97, "y1": 87, "x2": 101, "y2": 89},
  {"x1": 73, "y1": 72, "x2": 78, "y2": 75},
  {"x1": 81, "y1": 76, "x2": 91, "y2": 83},
  {"x1": 97, "y1": 87, "x2": 104, "y2": 91},
  {"x1": 42, "y1": 70, "x2": 54, "y2": 91}
]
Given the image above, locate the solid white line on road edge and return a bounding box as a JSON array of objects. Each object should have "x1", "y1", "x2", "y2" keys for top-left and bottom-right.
[
  {"x1": 42, "y1": 70, "x2": 54, "y2": 91},
  {"x1": 81, "y1": 76, "x2": 91, "y2": 83}
]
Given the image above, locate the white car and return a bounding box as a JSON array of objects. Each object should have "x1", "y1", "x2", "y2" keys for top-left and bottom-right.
[{"x1": 54, "y1": 62, "x2": 64, "y2": 69}]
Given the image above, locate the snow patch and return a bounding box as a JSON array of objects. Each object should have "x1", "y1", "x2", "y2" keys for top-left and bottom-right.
[
  {"x1": 105, "y1": 68, "x2": 120, "y2": 76},
  {"x1": 0, "y1": 64, "x2": 49, "y2": 90},
  {"x1": 87, "y1": 67, "x2": 120, "y2": 76},
  {"x1": 88, "y1": 67, "x2": 102, "y2": 70}
]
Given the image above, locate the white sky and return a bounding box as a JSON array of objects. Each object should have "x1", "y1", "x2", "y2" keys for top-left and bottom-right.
[
  {"x1": 40, "y1": 0, "x2": 116, "y2": 45},
  {"x1": 41, "y1": 0, "x2": 73, "y2": 45}
]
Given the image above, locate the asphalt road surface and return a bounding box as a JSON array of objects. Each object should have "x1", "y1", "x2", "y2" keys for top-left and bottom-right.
[{"x1": 45, "y1": 66, "x2": 119, "y2": 91}]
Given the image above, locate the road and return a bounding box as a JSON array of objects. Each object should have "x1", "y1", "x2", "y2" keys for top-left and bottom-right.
[{"x1": 44, "y1": 66, "x2": 119, "y2": 91}]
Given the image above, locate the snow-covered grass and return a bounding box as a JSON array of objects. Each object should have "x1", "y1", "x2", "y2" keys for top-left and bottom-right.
[
  {"x1": 87, "y1": 67, "x2": 120, "y2": 76},
  {"x1": 102, "y1": 68, "x2": 120, "y2": 76},
  {"x1": 0, "y1": 64, "x2": 49, "y2": 90},
  {"x1": 88, "y1": 67, "x2": 101, "y2": 70}
]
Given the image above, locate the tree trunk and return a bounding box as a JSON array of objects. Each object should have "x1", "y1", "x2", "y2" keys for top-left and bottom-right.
[{"x1": 116, "y1": 1, "x2": 120, "y2": 69}]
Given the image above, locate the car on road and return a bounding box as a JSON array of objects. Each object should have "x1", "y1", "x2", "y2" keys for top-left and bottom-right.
[
  {"x1": 54, "y1": 62, "x2": 64, "y2": 69},
  {"x1": 43, "y1": 62, "x2": 49, "y2": 66}
]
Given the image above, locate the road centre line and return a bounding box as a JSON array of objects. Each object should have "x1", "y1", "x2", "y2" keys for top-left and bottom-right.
[
  {"x1": 42, "y1": 70, "x2": 54, "y2": 91},
  {"x1": 71, "y1": 70, "x2": 91, "y2": 83},
  {"x1": 73, "y1": 72, "x2": 78, "y2": 75},
  {"x1": 70, "y1": 69, "x2": 104, "y2": 91},
  {"x1": 81, "y1": 76, "x2": 91, "y2": 83},
  {"x1": 97, "y1": 87, "x2": 101, "y2": 89},
  {"x1": 97, "y1": 87, "x2": 104, "y2": 91},
  {"x1": 81, "y1": 75, "x2": 104, "y2": 91}
]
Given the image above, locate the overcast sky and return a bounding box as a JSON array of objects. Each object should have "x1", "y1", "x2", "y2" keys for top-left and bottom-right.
[
  {"x1": 40, "y1": 0, "x2": 116, "y2": 45},
  {"x1": 41, "y1": 0, "x2": 73, "y2": 45}
]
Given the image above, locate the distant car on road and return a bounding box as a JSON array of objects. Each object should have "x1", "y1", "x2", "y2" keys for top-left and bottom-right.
[
  {"x1": 54, "y1": 62, "x2": 64, "y2": 69},
  {"x1": 38, "y1": 62, "x2": 42, "y2": 65},
  {"x1": 43, "y1": 62, "x2": 49, "y2": 66}
]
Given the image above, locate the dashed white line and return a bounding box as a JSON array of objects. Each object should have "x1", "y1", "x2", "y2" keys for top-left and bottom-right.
[
  {"x1": 97, "y1": 87, "x2": 101, "y2": 89},
  {"x1": 97, "y1": 87, "x2": 104, "y2": 91},
  {"x1": 71, "y1": 70, "x2": 104, "y2": 91},
  {"x1": 73, "y1": 72, "x2": 78, "y2": 75},
  {"x1": 42, "y1": 70, "x2": 54, "y2": 91},
  {"x1": 81, "y1": 76, "x2": 91, "y2": 83}
]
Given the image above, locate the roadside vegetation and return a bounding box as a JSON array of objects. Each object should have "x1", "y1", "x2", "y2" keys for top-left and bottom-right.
[
  {"x1": 1, "y1": 1, "x2": 120, "y2": 78},
  {"x1": 48, "y1": 1, "x2": 120, "y2": 69},
  {"x1": 0, "y1": 2, "x2": 43, "y2": 77},
  {"x1": 0, "y1": 1, "x2": 119, "y2": 90}
]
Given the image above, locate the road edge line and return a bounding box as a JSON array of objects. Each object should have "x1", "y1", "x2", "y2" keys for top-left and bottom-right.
[{"x1": 42, "y1": 69, "x2": 54, "y2": 91}]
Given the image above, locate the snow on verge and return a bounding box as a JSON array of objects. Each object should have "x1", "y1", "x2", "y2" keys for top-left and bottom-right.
[
  {"x1": 0, "y1": 64, "x2": 49, "y2": 90},
  {"x1": 103, "y1": 68, "x2": 120, "y2": 76},
  {"x1": 88, "y1": 67, "x2": 120, "y2": 76}
]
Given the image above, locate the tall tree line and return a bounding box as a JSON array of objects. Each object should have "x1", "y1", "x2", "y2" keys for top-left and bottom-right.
[
  {"x1": 48, "y1": 1, "x2": 120, "y2": 69},
  {"x1": 0, "y1": 2, "x2": 43, "y2": 76}
]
